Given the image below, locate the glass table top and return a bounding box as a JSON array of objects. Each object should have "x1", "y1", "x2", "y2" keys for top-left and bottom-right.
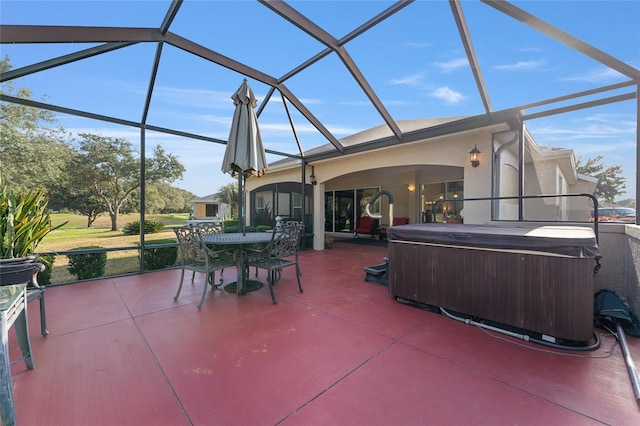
[{"x1": 0, "y1": 284, "x2": 26, "y2": 311}]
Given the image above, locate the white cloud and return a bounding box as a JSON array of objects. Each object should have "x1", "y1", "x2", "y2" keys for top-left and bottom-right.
[
  {"x1": 64, "y1": 126, "x2": 142, "y2": 140},
  {"x1": 260, "y1": 122, "x2": 322, "y2": 134},
  {"x1": 519, "y1": 47, "x2": 544, "y2": 53},
  {"x1": 297, "y1": 98, "x2": 323, "y2": 105},
  {"x1": 428, "y1": 86, "x2": 464, "y2": 104},
  {"x1": 153, "y1": 86, "x2": 233, "y2": 109},
  {"x1": 339, "y1": 100, "x2": 373, "y2": 106},
  {"x1": 493, "y1": 59, "x2": 546, "y2": 71},
  {"x1": 381, "y1": 100, "x2": 421, "y2": 107},
  {"x1": 527, "y1": 113, "x2": 636, "y2": 145},
  {"x1": 261, "y1": 122, "x2": 359, "y2": 137},
  {"x1": 433, "y1": 58, "x2": 468, "y2": 73},
  {"x1": 389, "y1": 73, "x2": 424, "y2": 86},
  {"x1": 558, "y1": 66, "x2": 625, "y2": 83},
  {"x1": 397, "y1": 41, "x2": 432, "y2": 49}
]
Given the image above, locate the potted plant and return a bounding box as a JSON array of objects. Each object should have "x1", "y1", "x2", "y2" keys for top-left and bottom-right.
[
  {"x1": 0, "y1": 175, "x2": 65, "y2": 265},
  {"x1": 1, "y1": 176, "x2": 64, "y2": 337}
]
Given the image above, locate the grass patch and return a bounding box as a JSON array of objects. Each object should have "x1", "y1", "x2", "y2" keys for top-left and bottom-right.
[
  {"x1": 40, "y1": 213, "x2": 187, "y2": 252},
  {"x1": 38, "y1": 213, "x2": 187, "y2": 284}
]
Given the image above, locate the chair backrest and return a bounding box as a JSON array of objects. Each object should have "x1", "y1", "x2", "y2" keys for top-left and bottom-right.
[
  {"x1": 392, "y1": 217, "x2": 409, "y2": 226},
  {"x1": 196, "y1": 222, "x2": 224, "y2": 237},
  {"x1": 358, "y1": 216, "x2": 376, "y2": 229},
  {"x1": 270, "y1": 224, "x2": 305, "y2": 258},
  {"x1": 173, "y1": 226, "x2": 207, "y2": 266}
]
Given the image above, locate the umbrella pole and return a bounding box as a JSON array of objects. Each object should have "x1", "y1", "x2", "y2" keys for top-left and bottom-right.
[
  {"x1": 238, "y1": 174, "x2": 246, "y2": 236},
  {"x1": 616, "y1": 323, "x2": 640, "y2": 402}
]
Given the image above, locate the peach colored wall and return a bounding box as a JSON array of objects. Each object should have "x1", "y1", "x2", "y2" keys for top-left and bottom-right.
[
  {"x1": 248, "y1": 128, "x2": 499, "y2": 250},
  {"x1": 247, "y1": 125, "x2": 589, "y2": 250}
]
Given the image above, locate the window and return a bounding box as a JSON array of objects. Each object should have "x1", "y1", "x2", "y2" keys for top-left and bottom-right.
[
  {"x1": 277, "y1": 192, "x2": 291, "y2": 217},
  {"x1": 324, "y1": 187, "x2": 380, "y2": 233},
  {"x1": 251, "y1": 183, "x2": 313, "y2": 229},
  {"x1": 421, "y1": 181, "x2": 464, "y2": 223},
  {"x1": 205, "y1": 203, "x2": 219, "y2": 217},
  {"x1": 292, "y1": 193, "x2": 303, "y2": 219}
]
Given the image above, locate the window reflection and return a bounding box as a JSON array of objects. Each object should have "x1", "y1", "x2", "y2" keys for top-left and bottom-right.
[{"x1": 421, "y1": 181, "x2": 464, "y2": 223}]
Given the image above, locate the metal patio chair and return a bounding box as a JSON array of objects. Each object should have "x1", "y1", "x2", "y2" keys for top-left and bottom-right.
[
  {"x1": 173, "y1": 226, "x2": 236, "y2": 309},
  {"x1": 188, "y1": 222, "x2": 225, "y2": 281},
  {"x1": 246, "y1": 223, "x2": 305, "y2": 304},
  {"x1": 0, "y1": 258, "x2": 48, "y2": 336}
]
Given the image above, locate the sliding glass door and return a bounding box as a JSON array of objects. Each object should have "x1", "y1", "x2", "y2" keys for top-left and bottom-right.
[{"x1": 324, "y1": 187, "x2": 381, "y2": 232}]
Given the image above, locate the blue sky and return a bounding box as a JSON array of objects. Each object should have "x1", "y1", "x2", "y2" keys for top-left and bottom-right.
[{"x1": 1, "y1": 0, "x2": 638, "y2": 200}]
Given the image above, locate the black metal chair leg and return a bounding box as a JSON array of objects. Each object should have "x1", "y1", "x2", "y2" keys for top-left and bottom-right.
[
  {"x1": 296, "y1": 269, "x2": 303, "y2": 294},
  {"x1": 197, "y1": 272, "x2": 210, "y2": 309},
  {"x1": 268, "y1": 270, "x2": 277, "y2": 304},
  {"x1": 39, "y1": 294, "x2": 49, "y2": 336},
  {"x1": 175, "y1": 269, "x2": 186, "y2": 301}
]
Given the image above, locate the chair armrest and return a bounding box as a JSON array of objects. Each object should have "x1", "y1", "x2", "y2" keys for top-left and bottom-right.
[{"x1": 30, "y1": 263, "x2": 46, "y2": 289}]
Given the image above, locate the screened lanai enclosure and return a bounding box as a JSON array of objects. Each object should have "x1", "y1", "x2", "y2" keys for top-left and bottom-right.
[{"x1": 0, "y1": 0, "x2": 638, "y2": 283}]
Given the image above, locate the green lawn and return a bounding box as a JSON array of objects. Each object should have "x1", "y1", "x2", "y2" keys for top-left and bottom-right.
[{"x1": 38, "y1": 213, "x2": 189, "y2": 284}]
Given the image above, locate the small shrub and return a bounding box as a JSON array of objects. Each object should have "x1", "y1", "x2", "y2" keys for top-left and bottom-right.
[
  {"x1": 224, "y1": 225, "x2": 256, "y2": 233},
  {"x1": 67, "y1": 246, "x2": 107, "y2": 280},
  {"x1": 143, "y1": 239, "x2": 178, "y2": 271},
  {"x1": 224, "y1": 225, "x2": 238, "y2": 233},
  {"x1": 222, "y1": 219, "x2": 238, "y2": 230},
  {"x1": 122, "y1": 220, "x2": 164, "y2": 235},
  {"x1": 37, "y1": 254, "x2": 55, "y2": 285},
  {"x1": 256, "y1": 225, "x2": 273, "y2": 232}
]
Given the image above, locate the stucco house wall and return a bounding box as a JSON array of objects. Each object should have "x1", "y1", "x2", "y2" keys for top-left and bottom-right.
[
  {"x1": 191, "y1": 194, "x2": 231, "y2": 220},
  {"x1": 595, "y1": 225, "x2": 640, "y2": 317},
  {"x1": 247, "y1": 120, "x2": 595, "y2": 251}
]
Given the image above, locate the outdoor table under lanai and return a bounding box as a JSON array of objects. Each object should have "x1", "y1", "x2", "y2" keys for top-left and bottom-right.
[{"x1": 203, "y1": 232, "x2": 275, "y2": 295}]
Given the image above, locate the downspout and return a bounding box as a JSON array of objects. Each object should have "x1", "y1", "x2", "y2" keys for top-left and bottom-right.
[{"x1": 492, "y1": 131, "x2": 519, "y2": 220}]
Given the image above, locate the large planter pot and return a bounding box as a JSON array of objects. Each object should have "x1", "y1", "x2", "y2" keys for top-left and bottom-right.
[
  {"x1": 0, "y1": 255, "x2": 39, "y2": 265},
  {"x1": 0, "y1": 256, "x2": 43, "y2": 285}
]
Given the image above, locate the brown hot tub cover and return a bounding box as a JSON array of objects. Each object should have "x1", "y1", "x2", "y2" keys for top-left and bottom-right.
[{"x1": 387, "y1": 223, "x2": 600, "y2": 258}]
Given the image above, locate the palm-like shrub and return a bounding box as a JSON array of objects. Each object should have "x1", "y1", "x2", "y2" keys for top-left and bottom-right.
[
  {"x1": 0, "y1": 175, "x2": 65, "y2": 261},
  {"x1": 122, "y1": 219, "x2": 164, "y2": 235}
]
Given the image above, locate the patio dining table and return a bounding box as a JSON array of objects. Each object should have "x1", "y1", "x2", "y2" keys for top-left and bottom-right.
[{"x1": 203, "y1": 232, "x2": 275, "y2": 295}]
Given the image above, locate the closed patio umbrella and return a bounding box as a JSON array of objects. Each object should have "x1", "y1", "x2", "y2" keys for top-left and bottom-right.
[{"x1": 222, "y1": 79, "x2": 267, "y2": 235}]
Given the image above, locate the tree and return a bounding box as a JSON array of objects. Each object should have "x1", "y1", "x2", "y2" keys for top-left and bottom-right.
[
  {"x1": 71, "y1": 133, "x2": 185, "y2": 231},
  {"x1": 155, "y1": 184, "x2": 195, "y2": 213},
  {"x1": 616, "y1": 198, "x2": 636, "y2": 209},
  {"x1": 214, "y1": 182, "x2": 238, "y2": 218},
  {"x1": 128, "y1": 183, "x2": 196, "y2": 214},
  {"x1": 49, "y1": 185, "x2": 107, "y2": 227},
  {"x1": 0, "y1": 57, "x2": 72, "y2": 192},
  {"x1": 128, "y1": 183, "x2": 195, "y2": 214},
  {"x1": 575, "y1": 155, "x2": 625, "y2": 203}
]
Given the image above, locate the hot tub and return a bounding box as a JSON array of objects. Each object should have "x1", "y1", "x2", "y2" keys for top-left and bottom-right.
[{"x1": 387, "y1": 224, "x2": 600, "y2": 343}]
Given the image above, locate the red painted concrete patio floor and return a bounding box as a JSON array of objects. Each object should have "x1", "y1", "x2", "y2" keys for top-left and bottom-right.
[{"x1": 8, "y1": 241, "x2": 640, "y2": 425}]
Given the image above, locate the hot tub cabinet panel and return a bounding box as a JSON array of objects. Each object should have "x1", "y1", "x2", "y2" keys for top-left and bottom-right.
[{"x1": 387, "y1": 224, "x2": 600, "y2": 342}]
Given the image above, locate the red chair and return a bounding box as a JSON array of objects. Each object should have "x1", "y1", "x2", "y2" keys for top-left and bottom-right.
[
  {"x1": 379, "y1": 217, "x2": 409, "y2": 240},
  {"x1": 353, "y1": 216, "x2": 378, "y2": 238}
]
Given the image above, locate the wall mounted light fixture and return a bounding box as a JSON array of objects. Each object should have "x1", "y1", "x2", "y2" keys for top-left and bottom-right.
[
  {"x1": 310, "y1": 166, "x2": 317, "y2": 185},
  {"x1": 469, "y1": 145, "x2": 481, "y2": 167},
  {"x1": 407, "y1": 183, "x2": 415, "y2": 192}
]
